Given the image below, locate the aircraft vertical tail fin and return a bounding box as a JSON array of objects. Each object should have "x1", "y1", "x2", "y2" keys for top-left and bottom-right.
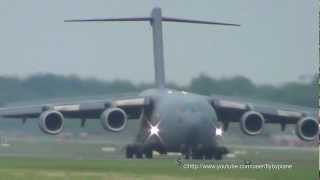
[{"x1": 65, "y1": 7, "x2": 240, "y2": 89}]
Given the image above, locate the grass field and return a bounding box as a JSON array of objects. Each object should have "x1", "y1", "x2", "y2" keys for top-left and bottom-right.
[{"x1": 0, "y1": 145, "x2": 317, "y2": 180}]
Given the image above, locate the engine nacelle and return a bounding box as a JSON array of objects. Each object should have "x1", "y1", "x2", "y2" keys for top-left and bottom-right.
[
  {"x1": 39, "y1": 110, "x2": 64, "y2": 135},
  {"x1": 296, "y1": 117, "x2": 318, "y2": 141},
  {"x1": 100, "y1": 107, "x2": 128, "y2": 132},
  {"x1": 240, "y1": 111, "x2": 265, "y2": 136}
]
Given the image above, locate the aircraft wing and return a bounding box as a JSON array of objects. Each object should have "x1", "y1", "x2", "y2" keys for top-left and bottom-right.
[
  {"x1": 209, "y1": 94, "x2": 318, "y2": 141},
  {"x1": 0, "y1": 96, "x2": 149, "y2": 120}
]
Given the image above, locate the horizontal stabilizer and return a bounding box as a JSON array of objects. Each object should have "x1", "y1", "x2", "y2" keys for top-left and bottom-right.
[
  {"x1": 65, "y1": 17, "x2": 240, "y2": 27},
  {"x1": 162, "y1": 17, "x2": 240, "y2": 26},
  {"x1": 65, "y1": 17, "x2": 151, "y2": 22}
]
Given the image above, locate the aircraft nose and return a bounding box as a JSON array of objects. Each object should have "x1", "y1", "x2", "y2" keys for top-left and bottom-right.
[
  {"x1": 182, "y1": 113, "x2": 209, "y2": 131},
  {"x1": 183, "y1": 113, "x2": 213, "y2": 129},
  {"x1": 181, "y1": 113, "x2": 221, "y2": 143}
]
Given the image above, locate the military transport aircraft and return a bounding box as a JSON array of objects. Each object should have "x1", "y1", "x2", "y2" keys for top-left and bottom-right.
[{"x1": 0, "y1": 7, "x2": 318, "y2": 160}]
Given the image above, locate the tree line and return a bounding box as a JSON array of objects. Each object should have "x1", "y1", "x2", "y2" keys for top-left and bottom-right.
[{"x1": 0, "y1": 73, "x2": 317, "y2": 108}]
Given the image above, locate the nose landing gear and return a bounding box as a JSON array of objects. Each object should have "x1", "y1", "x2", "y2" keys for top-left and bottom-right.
[{"x1": 180, "y1": 144, "x2": 229, "y2": 160}]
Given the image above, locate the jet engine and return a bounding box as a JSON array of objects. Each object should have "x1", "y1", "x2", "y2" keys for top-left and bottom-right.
[
  {"x1": 296, "y1": 117, "x2": 318, "y2": 141},
  {"x1": 100, "y1": 107, "x2": 128, "y2": 132},
  {"x1": 240, "y1": 111, "x2": 265, "y2": 136},
  {"x1": 39, "y1": 110, "x2": 64, "y2": 135}
]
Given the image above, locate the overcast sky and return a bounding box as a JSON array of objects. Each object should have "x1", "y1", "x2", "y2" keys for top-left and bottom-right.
[{"x1": 0, "y1": 0, "x2": 318, "y2": 86}]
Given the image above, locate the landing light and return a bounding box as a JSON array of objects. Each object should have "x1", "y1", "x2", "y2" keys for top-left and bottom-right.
[
  {"x1": 148, "y1": 121, "x2": 160, "y2": 137},
  {"x1": 216, "y1": 128, "x2": 223, "y2": 136},
  {"x1": 146, "y1": 121, "x2": 163, "y2": 144},
  {"x1": 150, "y1": 125, "x2": 160, "y2": 136}
]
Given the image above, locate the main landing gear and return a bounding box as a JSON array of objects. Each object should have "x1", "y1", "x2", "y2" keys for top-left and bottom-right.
[
  {"x1": 125, "y1": 144, "x2": 229, "y2": 160},
  {"x1": 126, "y1": 144, "x2": 153, "y2": 159}
]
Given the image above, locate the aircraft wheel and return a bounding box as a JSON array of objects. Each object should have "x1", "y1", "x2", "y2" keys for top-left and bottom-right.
[
  {"x1": 126, "y1": 145, "x2": 134, "y2": 159},
  {"x1": 203, "y1": 147, "x2": 214, "y2": 160},
  {"x1": 214, "y1": 146, "x2": 228, "y2": 160},
  {"x1": 213, "y1": 147, "x2": 224, "y2": 160},
  {"x1": 191, "y1": 150, "x2": 203, "y2": 159},
  {"x1": 185, "y1": 150, "x2": 191, "y2": 160},
  {"x1": 191, "y1": 154, "x2": 198, "y2": 159},
  {"x1": 180, "y1": 144, "x2": 190, "y2": 159},
  {"x1": 204, "y1": 151, "x2": 213, "y2": 160},
  {"x1": 136, "y1": 152, "x2": 143, "y2": 159},
  {"x1": 134, "y1": 145, "x2": 143, "y2": 159},
  {"x1": 214, "y1": 152, "x2": 223, "y2": 160},
  {"x1": 192, "y1": 145, "x2": 204, "y2": 160},
  {"x1": 145, "y1": 149, "x2": 153, "y2": 159}
]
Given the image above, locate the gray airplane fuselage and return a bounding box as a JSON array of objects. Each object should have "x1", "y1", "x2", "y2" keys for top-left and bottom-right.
[
  {"x1": 62, "y1": 7, "x2": 240, "y2": 157},
  {"x1": 61, "y1": 7, "x2": 242, "y2": 158},
  {"x1": 136, "y1": 89, "x2": 222, "y2": 153}
]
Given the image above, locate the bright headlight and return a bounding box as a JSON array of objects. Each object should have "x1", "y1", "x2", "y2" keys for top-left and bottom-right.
[
  {"x1": 146, "y1": 121, "x2": 164, "y2": 144},
  {"x1": 150, "y1": 125, "x2": 160, "y2": 136},
  {"x1": 215, "y1": 127, "x2": 223, "y2": 136},
  {"x1": 148, "y1": 121, "x2": 160, "y2": 137}
]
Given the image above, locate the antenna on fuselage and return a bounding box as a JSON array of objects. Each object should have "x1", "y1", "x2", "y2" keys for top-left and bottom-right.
[{"x1": 65, "y1": 7, "x2": 240, "y2": 89}]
